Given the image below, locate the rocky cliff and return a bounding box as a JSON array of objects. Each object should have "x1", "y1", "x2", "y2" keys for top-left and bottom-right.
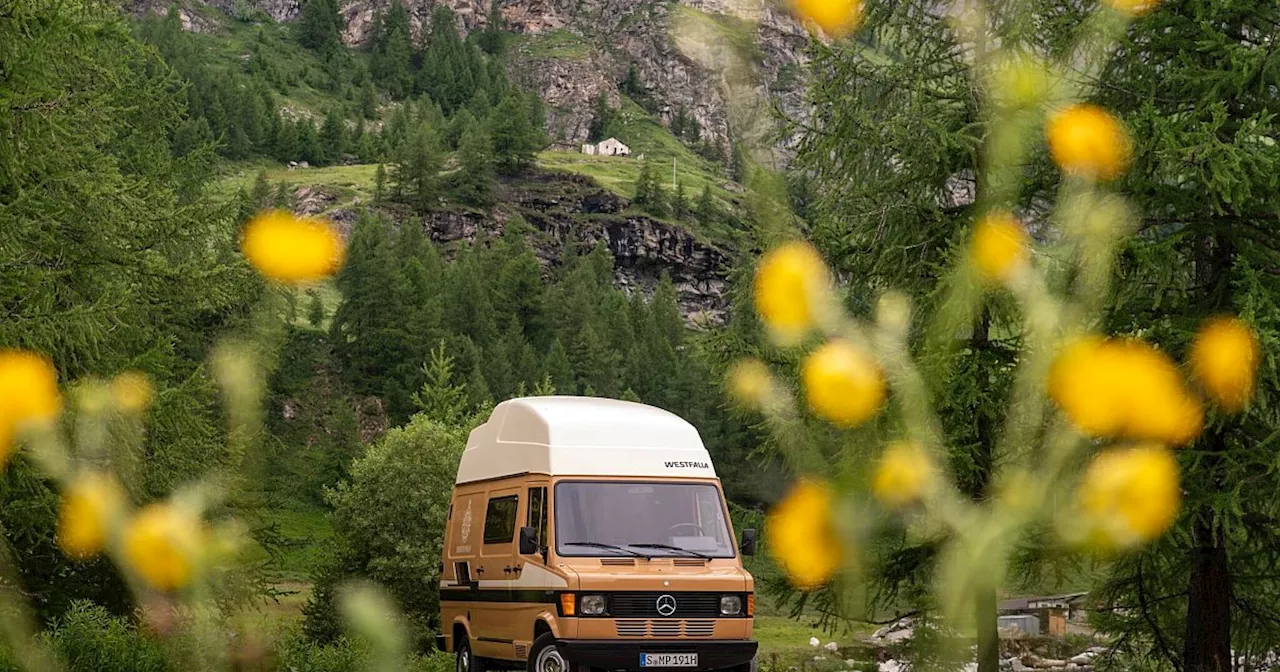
[
  {"x1": 318, "y1": 172, "x2": 732, "y2": 326},
  {"x1": 137, "y1": 0, "x2": 811, "y2": 148}
]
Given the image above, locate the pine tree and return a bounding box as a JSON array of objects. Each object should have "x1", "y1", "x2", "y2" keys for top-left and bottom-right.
[
  {"x1": 250, "y1": 169, "x2": 272, "y2": 210},
  {"x1": 371, "y1": 1, "x2": 414, "y2": 99},
  {"x1": 373, "y1": 163, "x2": 387, "y2": 203},
  {"x1": 488, "y1": 91, "x2": 539, "y2": 176},
  {"x1": 587, "y1": 93, "x2": 613, "y2": 143},
  {"x1": 296, "y1": 0, "x2": 342, "y2": 55},
  {"x1": 673, "y1": 181, "x2": 689, "y2": 220},
  {"x1": 319, "y1": 108, "x2": 346, "y2": 165},
  {"x1": 695, "y1": 184, "x2": 717, "y2": 226},
  {"x1": 543, "y1": 339, "x2": 576, "y2": 395},
  {"x1": 412, "y1": 342, "x2": 472, "y2": 426},
  {"x1": 621, "y1": 62, "x2": 642, "y2": 97},
  {"x1": 307, "y1": 291, "x2": 325, "y2": 327},
  {"x1": 390, "y1": 124, "x2": 443, "y2": 212},
  {"x1": 452, "y1": 124, "x2": 495, "y2": 207},
  {"x1": 477, "y1": 0, "x2": 507, "y2": 55}
]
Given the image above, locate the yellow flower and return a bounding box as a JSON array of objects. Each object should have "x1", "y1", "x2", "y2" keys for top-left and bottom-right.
[
  {"x1": 1049, "y1": 336, "x2": 1202, "y2": 445},
  {"x1": 1190, "y1": 317, "x2": 1259, "y2": 414},
  {"x1": 124, "y1": 504, "x2": 202, "y2": 591},
  {"x1": 767, "y1": 480, "x2": 842, "y2": 589},
  {"x1": 0, "y1": 350, "x2": 61, "y2": 467},
  {"x1": 754, "y1": 241, "x2": 832, "y2": 344},
  {"x1": 728, "y1": 359, "x2": 773, "y2": 410},
  {"x1": 1078, "y1": 444, "x2": 1180, "y2": 548},
  {"x1": 788, "y1": 0, "x2": 862, "y2": 37},
  {"x1": 969, "y1": 211, "x2": 1030, "y2": 283},
  {"x1": 1045, "y1": 104, "x2": 1132, "y2": 181},
  {"x1": 57, "y1": 472, "x2": 125, "y2": 561},
  {"x1": 240, "y1": 210, "x2": 345, "y2": 284},
  {"x1": 872, "y1": 441, "x2": 934, "y2": 509},
  {"x1": 111, "y1": 371, "x2": 154, "y2": 413},
  {"x1": 803, "y1": 340, "x2": 885, "y2": 427},
  {"x1": 992, "y1": 55, "x2": 1051, "y2": 109},
  {"x1": 1103, "y1": 0, "x2": 1158, "y2": 16}
]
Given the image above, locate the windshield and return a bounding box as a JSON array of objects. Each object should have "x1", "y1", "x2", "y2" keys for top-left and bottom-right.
[{"x1": 554, "y1": 481, "x2": 735, "y2": 558}]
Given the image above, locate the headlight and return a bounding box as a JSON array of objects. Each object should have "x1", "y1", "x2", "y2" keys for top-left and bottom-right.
[
  {"x1": 580, "y1": 594, "x2": 607, "y2": 615},
  {"x1": 720, "y1": 595, "x2": 742, "y2": 616}
]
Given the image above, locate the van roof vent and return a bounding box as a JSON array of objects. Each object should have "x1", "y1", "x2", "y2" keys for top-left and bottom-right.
[
  {"x1": 673, "y1": 558, "x2": 707, "y2": 567},
  {"x1": 600, "y1": 558, "x2": 637, "y2": 567}
]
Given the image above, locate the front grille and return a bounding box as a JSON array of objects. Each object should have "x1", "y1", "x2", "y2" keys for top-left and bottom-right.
[
  {"x1": 610, "y1": 592, "x2": 722, "y2": 618},
  {"x1": 614, "y1": 619, "x2": 717, "y2": 638}
]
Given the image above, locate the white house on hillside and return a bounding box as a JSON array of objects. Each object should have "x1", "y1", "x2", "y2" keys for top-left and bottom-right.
[{"x1": 581, "y1": 137, "x2": 630, "y2": 156}]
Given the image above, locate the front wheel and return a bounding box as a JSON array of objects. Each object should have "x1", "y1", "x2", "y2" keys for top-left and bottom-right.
[
  {"x1": 528, "y1": 633, "x2": 573, "y2": 672},
  {"x1": 456, "y1": 636, "x2": 486, "y2": 672}
]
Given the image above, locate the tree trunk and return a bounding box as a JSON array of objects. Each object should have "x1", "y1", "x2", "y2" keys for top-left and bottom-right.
[
  {"x1": 1183, "y1": 516, "x2": 1231, "y2": 672},
  {"x1": 976, "y1": 586, "x2": 1000, "y2": 672}
]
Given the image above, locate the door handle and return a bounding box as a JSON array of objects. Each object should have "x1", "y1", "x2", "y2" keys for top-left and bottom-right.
[
  {"x1": 475, "y1": 567, "x2": 484, "y2": 575},
  {"x1": 504, "y1": 565, "x2": 521, "y2": 573}
]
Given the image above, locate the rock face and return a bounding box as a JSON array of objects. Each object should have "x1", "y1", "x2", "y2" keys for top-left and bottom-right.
[
  {"x1": 129, "y1": 0, "x2": 811, "y2": 149},
  {"x1": 325, "y1": 172, "x2": 730, "y2": 325},
  {"x1": 431, "y1": 173, "x2": 732, "y2": 325}
]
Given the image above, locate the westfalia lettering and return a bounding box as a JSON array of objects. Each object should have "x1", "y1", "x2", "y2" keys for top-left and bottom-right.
[{"x1": 664, "y1": 461, "x2": 710, "y2": 468}]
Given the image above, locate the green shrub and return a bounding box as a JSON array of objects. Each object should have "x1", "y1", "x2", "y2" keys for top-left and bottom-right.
[
  {"x1": 304, "y1": 416, "x2": 466, "y2": 647},
  {"x1": 46, "y1": 601, "x2": 168, "y2": 672}
]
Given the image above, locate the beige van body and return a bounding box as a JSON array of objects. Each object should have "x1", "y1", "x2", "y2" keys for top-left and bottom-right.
[{"x1": 439, "y1": 397, "x2": 757, "y2": 672}]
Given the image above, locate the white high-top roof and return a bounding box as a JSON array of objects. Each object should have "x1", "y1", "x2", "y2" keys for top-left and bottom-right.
[{"x1": 454, "y1": 396, "x2": 716, "y2": 484}]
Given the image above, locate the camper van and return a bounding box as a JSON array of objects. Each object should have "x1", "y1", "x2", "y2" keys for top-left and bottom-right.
[{"x1": 438, "y1": 397, "x2": 758, "y2": 672}]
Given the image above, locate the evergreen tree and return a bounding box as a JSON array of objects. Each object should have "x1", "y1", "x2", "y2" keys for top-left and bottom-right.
[
  {"x1": 543, "y1": 339, "x2": 576, "y2": 395},
  {"x1": 631, "y1": 156, "x2": 667, "y2": 217},
  {"x1": 371, "y1": 1, "x2": 415, "y2": 99},
  {"x1": 250, "y1": 169, "x2": 272, "y2": 210},
  {"x1": 296, "y1": 0, "x2": 342, "y2": 55},
  {"x1": 695, "y1": 184, "x2": 717, "y2": 226},
  {"x1": 373, "y1": 163, "x2": 387, "y2": 203},
  {"x1": 416, "y1": 6, "x2": 480, "y2": 114},
  {"x1": 488, "y1": 92, "x2": 539, "y2": 175},
  {"x1": 621, "y1": 62, "x2": 643, "y2": 97},
  {"x1": 586, "y1": 93, "x2": 613, "y2": 143},
  {"x1": 476, "y1": 0, "x2": 507, "y2": 55},
  {"x1": 304, "y1": 295, "x2": 325, "y2": 330},
  {"x1": 452, "y1": 124, "x2": 495, "y2": 207},
  {"x1": 412, "y1": 343, "x2": 472, "y2": 426},
  {"x1": 329, "y1": 213, "x2": 416, "y2": 417},
  {"x1": 390, "y1": 124, "x2": 444, "y2": 212},
  {"x1": 359, "y1": 81, "x2": 379, "y2": 119},
  {"x1": 319, "y1": 108, "x2": 346, "y2": 165},
  {"x1": 673, "y1": 181, "x2": 689, "y2": 220}
]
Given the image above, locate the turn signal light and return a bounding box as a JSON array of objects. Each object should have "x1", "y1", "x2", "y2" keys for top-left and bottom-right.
[
  {"x1": 747, "y1": 593, "x2": 755, "y2": 616},
  {"x1": 560, "y1": 593, "x2": 576, "y2": 616}
]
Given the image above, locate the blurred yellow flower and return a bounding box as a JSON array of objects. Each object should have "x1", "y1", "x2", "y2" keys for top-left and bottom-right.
[
  {"x1": 728, "y1": 359, "x2": 773, "y2": 410},
  {"x1": 241, "y1": 210, "x2": 345, "y2": 284},
  {"x1": 767, "y1": 480, "x2": 842, "y2": 589},
  {"x1": 124, "y1": 504, "x2": 201, "y2": 591},
  {"x1": 992, "y1": 55, "x2": 1051, "y2": 108},
  {"x1": 1049, "y1": 336, "x2": 1201, "y2": 445},
  {"x1": 788, "y1": 0, "x2": 862, "y2": 37},
  {"x1": 872, "y1": 441, "x2": 934, "y2": 509},
  {"x1": 111, "y1": 371, "x2": 154, "y2": 413},
  {"x1": 0, "y1": 350, "x2": 62, "y2": 467},
  {"x1": 57, "y1": 472, "x2": 125, "y2": 561},
  {"x1": 969, "y1": 211, "x2": 1030, "y2": 283},
  {"x1": 1103, "y1": 0, "x2": 1157, "y2": 16},
  {"x1": 1078, "y1": 444, "x2": 1180, "y2": 548},
  {"x1": 754, "y1": 241, "x2": 831, "y2": 344},
  {"x1": 1190, "y1": 317, "x2": 1259, "y2": 414},
  {"x1": 803, "y1": 340, "x2": 885, "y2": 427},
  {"x1": 1046, "y1": 104, "x2": 1132, "y2": 181}
]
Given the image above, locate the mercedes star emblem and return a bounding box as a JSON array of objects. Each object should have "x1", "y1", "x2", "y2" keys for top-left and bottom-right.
[{"x1": 655, "y1": 594, "x2": 678, "y2": 617}]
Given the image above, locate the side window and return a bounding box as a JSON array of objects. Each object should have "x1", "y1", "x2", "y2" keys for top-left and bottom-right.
[
  {"x1": 527, "y1": 487, "x2": 548, "y2": 548},
  {"x1": 483, "y1": 495, "x2": 518, "y2": 544}
]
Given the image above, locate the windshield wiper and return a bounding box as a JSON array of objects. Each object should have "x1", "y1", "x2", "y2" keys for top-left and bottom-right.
[
  {"x1": 627, "y1": 543, "x2": 711, "y2": 559},
  {"x1": 561, "y1": 541, "x2": 647, "y2": 558}
]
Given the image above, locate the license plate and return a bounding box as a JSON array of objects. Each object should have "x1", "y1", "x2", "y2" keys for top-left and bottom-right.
[{"x1": 640, "y1": 653, "x2": 698, "y2": 668}]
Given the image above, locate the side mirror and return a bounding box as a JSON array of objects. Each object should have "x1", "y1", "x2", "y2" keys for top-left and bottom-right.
[
  {"x1": 519, "y1": 526, "x2": 539, "y2": 555},
  {"x1": 740, "y1": 528, "x2": 757, "y2": 557}
]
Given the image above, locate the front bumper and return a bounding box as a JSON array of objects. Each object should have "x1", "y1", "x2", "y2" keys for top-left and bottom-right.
[{"x1": 558, "y1": 639, "x2": 758, "y2": 671}]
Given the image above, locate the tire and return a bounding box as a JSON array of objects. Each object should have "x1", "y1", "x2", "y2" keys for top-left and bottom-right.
[
  {"x1": 456, "y1": 636, "x2": 487, "y2": 672},
  {"x1": 527, "y1": 632, "x2": 572, "y2": 672}
]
